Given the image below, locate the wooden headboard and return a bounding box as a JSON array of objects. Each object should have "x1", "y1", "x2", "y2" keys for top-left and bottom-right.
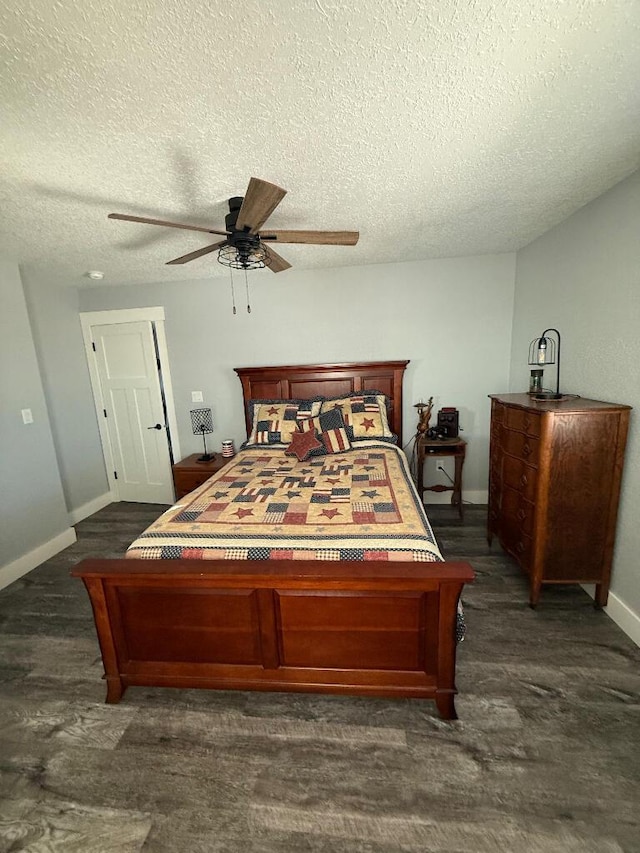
[{"x1": 234, "y1": 361, "x2": 410, "y2": 439}]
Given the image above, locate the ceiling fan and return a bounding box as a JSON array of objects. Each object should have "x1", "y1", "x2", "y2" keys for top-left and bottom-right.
[{"x1": 108, "y1": 177, "x2": 359, "y2": 273}]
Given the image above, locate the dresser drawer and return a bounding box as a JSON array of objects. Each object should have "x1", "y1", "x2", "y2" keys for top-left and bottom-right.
[
  {"x1": 502, "y1": 429, "x2": 539, "y2": 465},
  {"x1": 489, "y1": 467, "x2": 501, "y2": 494},
  {"x1": 490, "y1": 421, "x2": 503, "y2": 446},
  {"x1": 501, "y1": 518, "x2": 533, "y2": 574},
  {"x1": 502, "y1": 455, "x2": 538, "y2": 502},
  {"x1": 501, "y1": 485, "x2": 535, "y2": 537},
  {"x1": 504, "y1": 407, "x2": 541, "y2": 437},
  {"x1": 175, "y1": 470, "x2": 216, "y2": 497},
  {"x1": 491, "y1": 400, "x2": 506, "y2": 424}
]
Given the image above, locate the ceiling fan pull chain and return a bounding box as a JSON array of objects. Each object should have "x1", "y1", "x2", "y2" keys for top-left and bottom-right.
[
  {"x1": 229, "y1": 268, "x2": 237, "y2": 315},
  {"x1": 245, "y1": 268, "x2": 251, "y2": 314}
]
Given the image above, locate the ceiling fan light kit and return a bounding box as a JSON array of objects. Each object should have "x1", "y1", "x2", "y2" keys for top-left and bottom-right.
[
  {"x1": 109, "y1": 177, "x2": 359, "y2": 274},
  {"x1": 217, "y1": 240, "x2": 271, "y2": 271},
  {"x1": 216, "y1": 194, "x2": 272, "y2": 271}
]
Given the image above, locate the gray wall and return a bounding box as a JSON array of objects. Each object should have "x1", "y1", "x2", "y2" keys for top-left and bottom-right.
[
  {"x1": 509, "y1": 168, "x2": 640, "y2": 626},
  {"x1": 77, "y1": 253, "x2": 516, "y2": 504},
  {"x1": 22, "y1": 270, "x2": 108, "y2": 513},
  {"x1": 0, "y1": 260, "x2": 72, "y2": 568}
]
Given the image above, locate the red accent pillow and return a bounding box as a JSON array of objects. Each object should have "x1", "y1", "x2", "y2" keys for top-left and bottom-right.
[{"x1": 285, "y1": 428, "x2": 324, "y2": 461}]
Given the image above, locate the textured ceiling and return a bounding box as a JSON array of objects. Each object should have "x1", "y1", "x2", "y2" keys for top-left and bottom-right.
[{"x1": 1, "y1": 0, "x2": 639, "y2": 288}]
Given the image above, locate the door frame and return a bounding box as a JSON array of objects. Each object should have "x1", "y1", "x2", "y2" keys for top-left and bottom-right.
[{"x1": 80, "y1": 307, "x2": 182, "y2": 501}]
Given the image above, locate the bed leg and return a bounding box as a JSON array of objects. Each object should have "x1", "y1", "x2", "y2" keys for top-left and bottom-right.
[
  {"x1": 594, "y1": 583, "x2": 609, "y2": 608},
  {"x1": 529, "y1": 581, "x2": 542, "y2": 609},
  {"x1": 435, "y1": 691, "x2": 457, "y2": 721},
  {"x1": 105, "y1": 677, "x2": 124, "y2": 704}
]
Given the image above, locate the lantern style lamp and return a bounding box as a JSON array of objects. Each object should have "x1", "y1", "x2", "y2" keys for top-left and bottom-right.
[
  {"x1": 528, "y1": 328, "x2": 562, "y2": 400},
  {"x1": 190, "y1": 407, "x2": 215, "y2": 461}
]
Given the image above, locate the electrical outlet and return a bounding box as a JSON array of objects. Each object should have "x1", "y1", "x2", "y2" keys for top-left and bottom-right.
[
  {"x1": 21, "y1": 408, "x2": 34, "y2": 424},
  {"x1": 191, "y1": 391, "x2": 204, "y2": 403}
]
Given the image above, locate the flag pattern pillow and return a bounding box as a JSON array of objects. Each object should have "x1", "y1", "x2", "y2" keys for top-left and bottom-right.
[
  {"x1": 246, "y1": 399, "x2": 322, "y2": 445},
  {"x1": 320, "y1": 426, "x2": 351, "y2": 454},
  {"x1": 298, "y1": 407, "x2": 352, "y2": 456},
  {"x1": 320, "y1": 393, "x2": 394, "y2": 442}
]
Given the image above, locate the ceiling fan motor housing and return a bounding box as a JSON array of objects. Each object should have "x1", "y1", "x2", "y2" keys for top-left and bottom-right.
[{"x1": 225, "y1": 196, "x2": 245, "y2": 232}]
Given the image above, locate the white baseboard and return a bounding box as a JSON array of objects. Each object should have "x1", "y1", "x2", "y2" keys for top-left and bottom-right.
[
  {"x1": 68, "y1": 491, "x2": 114, "y2": 525},
  {"x1": 0, "y1": 527, "x2": 77, "y2": 592},
  {"x1": 582, "y1": 584, "x2": 640, "y2": 648}
]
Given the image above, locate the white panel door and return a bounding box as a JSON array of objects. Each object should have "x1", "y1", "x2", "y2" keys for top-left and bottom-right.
[{"x1": 93, "y1": 321, "x2": 174, "y2": 504}]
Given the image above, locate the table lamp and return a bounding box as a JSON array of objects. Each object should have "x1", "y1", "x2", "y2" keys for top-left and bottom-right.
[
  {"x1": 190, "y1": 407, "x2": 215, "y2": 461},
  {"x1": 528, "y1": 328, "x2": 562, "y2": 400}
]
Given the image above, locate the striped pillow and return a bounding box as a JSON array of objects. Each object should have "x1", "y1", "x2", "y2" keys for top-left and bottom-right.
[
  {"x1": 320, "y1": 426, "x2": 351, "y2": 454},
  {"x1": 299, "y1": 407, "x2": 352, "y2": 455}
]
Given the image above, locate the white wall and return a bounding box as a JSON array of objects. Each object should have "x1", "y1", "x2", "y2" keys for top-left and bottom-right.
[
  {"x1": 77, "y1": 253, "x2": 516, "y2": 504},
  {"x1": 510, "y1": 169, "x2": 640, "y2": 640},
  {"x1": 0, "y1": 260, "x2": 75, "y2": 588}
]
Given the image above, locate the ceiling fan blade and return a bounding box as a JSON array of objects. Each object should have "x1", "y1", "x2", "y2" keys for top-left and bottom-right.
[
  {"x1": 109, "y1": 213, "x2": 229, "y2": 237},
  {"x1": 265, "y1": 246, "x2": 292, "y2": 273},
  {"x1": 235, "y1": 178, "x2": 287, "y2": 234},
  {"x1": 166, "y1": 241, "x2": 226, "y2": 265},
  {"x1": 260, "y1": 230, "x2": 359, "y2": 245}
]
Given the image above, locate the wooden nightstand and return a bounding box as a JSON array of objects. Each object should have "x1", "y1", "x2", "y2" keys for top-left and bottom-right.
[
  {"x1": 416, "y1": 436, "x2": 466, "y2": 518},
  {"x1": 172, "y1": 454, "x2": 230, "y2": 499}
]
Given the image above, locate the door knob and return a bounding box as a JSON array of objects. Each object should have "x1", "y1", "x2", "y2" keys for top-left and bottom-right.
[{"x1": 147, "y1": 423, "x2": 163, "y2": 430}]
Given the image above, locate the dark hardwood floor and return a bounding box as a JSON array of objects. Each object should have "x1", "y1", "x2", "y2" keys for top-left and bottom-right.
[{"x1": 0, "y1": 501, "x2": 638, "y2": 852}]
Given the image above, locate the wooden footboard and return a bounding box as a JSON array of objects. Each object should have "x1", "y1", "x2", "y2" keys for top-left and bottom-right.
[{"x1": 72, "y1": 558, "x2": 474, "y2": 720}]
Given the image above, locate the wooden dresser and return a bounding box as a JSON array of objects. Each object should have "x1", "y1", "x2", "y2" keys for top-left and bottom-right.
[{"x1": 488, "y1": 394, "x2": 631, "y2": 607}]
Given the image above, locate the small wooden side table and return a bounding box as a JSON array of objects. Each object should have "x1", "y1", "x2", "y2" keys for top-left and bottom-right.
[
  {"x1": 172, "y1": 453, "x2": 231, "y2": 499},
  {"x1": 416, "y1": 436, "x2": 467, "y2": 518}
]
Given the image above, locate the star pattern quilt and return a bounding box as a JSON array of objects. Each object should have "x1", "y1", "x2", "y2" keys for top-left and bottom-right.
[{"x1": 126, "y1": 442, "x2": 443, "y2": 562}]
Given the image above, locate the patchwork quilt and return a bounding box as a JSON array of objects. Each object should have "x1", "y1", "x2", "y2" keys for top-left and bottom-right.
[{"x1": 126, "y1": 442, "x2": 443, "y2": 562}]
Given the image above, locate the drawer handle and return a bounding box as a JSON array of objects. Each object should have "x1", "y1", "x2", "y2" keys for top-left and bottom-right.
[
  {"x1": 522, "y1": 443, "x2": 531, "y2": 456},
  {"x1": 520, "y1": 474, "x2": 528, "y2": 487},
  {"x1": 516, "y1": 541, "x2": 526, "y2": 554},
  {"x1": 517, "y1": 508, "x2": 526, "y2": 521}
]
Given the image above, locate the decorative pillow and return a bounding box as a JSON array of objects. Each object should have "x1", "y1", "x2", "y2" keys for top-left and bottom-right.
[
  {"x1": 285, "y1": 428, "x2": 324, "y2": 461},
  {"x1": 246, "y1": 398, "x2": 322, "y2": 445},
  {"x1": 320, "y1": 426, "x2": 351, "y2": 454},
  {"x1": 320, "y1": 392, "x2": 394, "y2": 442},
  {"x1": 298, "y1": 407, "x2": 352, "y2": 456}
]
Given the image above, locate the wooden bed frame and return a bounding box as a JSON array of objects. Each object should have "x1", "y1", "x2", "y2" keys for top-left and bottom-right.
[{"x1": 73, "y1": 361, "x2": 474, "y2": 719}]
